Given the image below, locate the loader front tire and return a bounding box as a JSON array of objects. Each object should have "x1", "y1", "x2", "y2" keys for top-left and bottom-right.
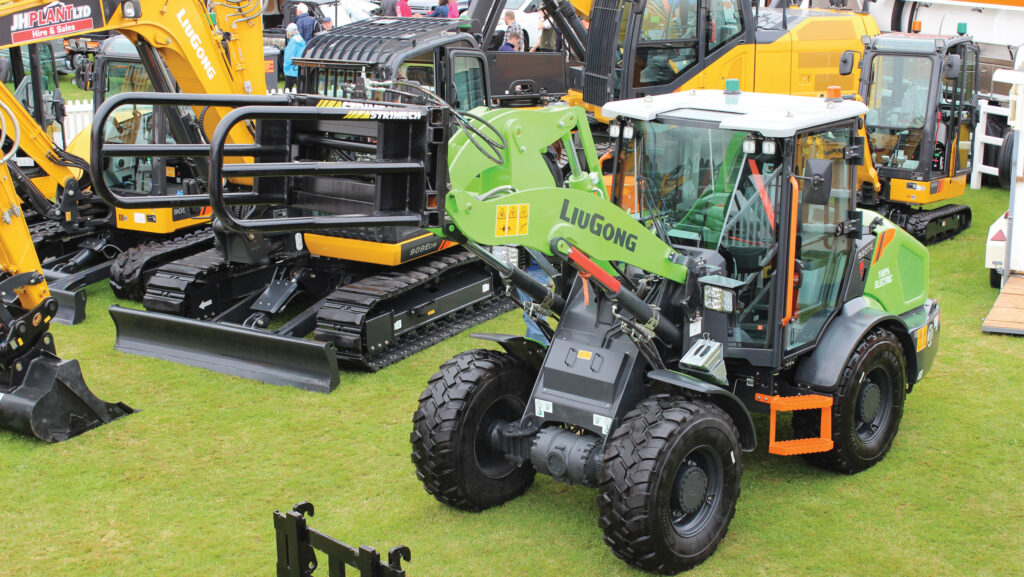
[
  {"x1": 598, "y1": 396, "x2": 742, "y2": 574},
  {"x1": 411, "y1": 349, "x2": 536, "y2": 511},
  {"x1": 794, "y1": 327, "x2": 906, "y2": 474}
]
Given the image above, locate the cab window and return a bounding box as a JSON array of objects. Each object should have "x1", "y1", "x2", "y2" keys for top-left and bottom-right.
[
  {"x1": 634, "y1": 0, "x2": 698, "y2": 88},
  {"x1": 451, "y1": 55, "x2": 486, "y2": 111}
]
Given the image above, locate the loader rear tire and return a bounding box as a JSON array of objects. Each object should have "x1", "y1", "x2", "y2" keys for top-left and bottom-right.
[
  {"x1": 598, "y1": 396, "x2": 742, "y2": 574},
  {"x1": 794, "y1": 327, "x2": 906, "y2": 474},
  {"x1": 411, "y1": 349, "x2": 536, "y2": 511}
]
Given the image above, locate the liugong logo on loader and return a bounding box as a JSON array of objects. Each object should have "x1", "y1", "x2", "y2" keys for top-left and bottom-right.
[
  {"x1": 559, "y1": 199, "x2": 638, "y2": 252},
  {"x1": 10, "y1": 2, "x2": 94, "y2": 43},
  {"x1": 177, "y1": 9, "x2": 217, "y2": 80}
]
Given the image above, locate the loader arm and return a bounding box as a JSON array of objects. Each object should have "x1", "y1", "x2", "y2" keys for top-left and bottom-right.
[{"x1": 441, "y1": 106, "x2": 687, "y2": 285}]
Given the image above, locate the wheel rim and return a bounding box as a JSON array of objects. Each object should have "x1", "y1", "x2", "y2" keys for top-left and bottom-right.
[
  {"x1": 669, "y1": 445, "x2": 724, "y2": 537},
  {"x1": 856, "y1": 368, "x2": 892, "y2": 444},
  {"x1": 473, "y1": 394, "x2": 524, "y2": 480}
]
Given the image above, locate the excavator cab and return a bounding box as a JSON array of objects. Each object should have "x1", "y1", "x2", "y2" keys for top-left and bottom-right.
[
  {"x1": 297, "y1": 18, "x2": 492, "y2": 112},
  {"x1": 2, "y1": 42, "x2": 64, "y2": 134},
  {"x1": 2, "y1": 42, "x2": 68, "y2": 185},
  {"x1": 858, "y1": 31, "x2": 980, "y2": 242},
  {"x1": 567, "y1": 0, "x2": 876, "y2": 114}
]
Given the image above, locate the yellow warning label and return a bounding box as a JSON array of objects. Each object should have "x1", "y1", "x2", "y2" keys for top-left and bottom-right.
[
  {"x1": 916, "y1": 327, "x2": 927, "y2": 352},
  {"x1": 495, "y1": 203, "x2": 529, "y2": 237},
  {"x1": 577, "y1": 350, "x2": 593, "y2": 360}
]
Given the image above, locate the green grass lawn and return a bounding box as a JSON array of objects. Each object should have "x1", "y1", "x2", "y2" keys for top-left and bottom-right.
[{"x1": 1, "y1": 186, "x2": 1022, "y2": 576}]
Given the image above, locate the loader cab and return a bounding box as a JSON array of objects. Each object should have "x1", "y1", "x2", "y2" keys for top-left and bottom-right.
[
  {"x1": 604, "y1": 89, "x2": 865, "y2": 369},
  {"x1": 860, "y1": 33, "x2": 979, "y2": 201},
  {"x1": 297, "y1": 18, "x2": 490, "y2": 112}
]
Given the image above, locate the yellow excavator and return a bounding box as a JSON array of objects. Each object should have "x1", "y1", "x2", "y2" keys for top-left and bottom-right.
[
  {"x1": 0, "y1": 97, "x2": 132, "y2": 442},
  {"x1": 0, "y1": 0, "x2": 271, "y2": 322},
  {"x1": 514, "y1": 0, "x2": 881, "y2": 116}
]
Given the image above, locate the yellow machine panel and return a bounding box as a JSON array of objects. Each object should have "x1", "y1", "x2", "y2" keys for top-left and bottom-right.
[
  {"x1": 304, "y1": 232, "x2": 455, "y2": 266},
  {"x1": 888, "y1": 175, "x2": 967, "y2": 205},
  {"x1": 114, "y1": 207, "x2": 210, "y2": 235}
]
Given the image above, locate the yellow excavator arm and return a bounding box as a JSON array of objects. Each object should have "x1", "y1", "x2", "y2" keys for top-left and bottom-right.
[{"x1": 0, "y1": 0, "x2": 267, "y2": 208}]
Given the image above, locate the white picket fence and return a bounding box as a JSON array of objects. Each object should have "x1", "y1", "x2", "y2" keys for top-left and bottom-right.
[
  {"x1": 58, "y1": 89, "x2": 298, "y2": 145},
  {"x1": 57, "y1": 99, "x2": 94, "y2": 146}
]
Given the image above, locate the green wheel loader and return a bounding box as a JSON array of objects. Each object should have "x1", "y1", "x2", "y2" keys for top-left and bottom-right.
[{"x1": 91, "y1": 83, "x2": 939, "y2": 572}]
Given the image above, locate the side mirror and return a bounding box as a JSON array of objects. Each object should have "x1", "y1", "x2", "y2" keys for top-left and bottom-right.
[
  {"x1": 74, "y1": 61, "x2": 93, "y2": 91},
  {"x1": 804, "y1": 158, "x2": 833, "y2": 205},
  {"x1": 943, "y1": 54, "x2": 961, "y2": 80},
  {"x1": 839, "y1": 50, "x2": 856, "y2": 76},
  {"x1": 52, "y1": 87, "x2": 65, "y2": 124}
]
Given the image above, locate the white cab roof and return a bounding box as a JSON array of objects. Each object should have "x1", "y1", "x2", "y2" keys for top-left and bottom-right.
[{"x1": 602, "y1": 90, "x2": 867, "y2": 138}]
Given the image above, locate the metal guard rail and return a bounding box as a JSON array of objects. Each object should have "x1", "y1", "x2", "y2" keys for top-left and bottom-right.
[{"x1": 90, "y1": 92, "x2": 290, "y2": 209}]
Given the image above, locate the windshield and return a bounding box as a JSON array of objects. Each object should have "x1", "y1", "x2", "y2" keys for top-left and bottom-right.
[
  {"x1": 631, "y1": 120, "x2": 783, "y2": 251},
  {"x1": 630, "y1": 119, "x2": 784, "y2": 348},
  {"x1": 865, "y1": 55, "x2": 932, "y2": 170},
  {"x1": 103, "y1": 60, "x2": 152, "y2": 102}
]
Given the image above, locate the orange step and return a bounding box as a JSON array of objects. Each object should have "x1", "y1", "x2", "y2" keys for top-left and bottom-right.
[{"x1": 755, "y1": 393, "x2": 834, "y2": 456}]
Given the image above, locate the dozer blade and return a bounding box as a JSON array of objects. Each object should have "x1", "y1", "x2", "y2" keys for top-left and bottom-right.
[
  {"x1": 49, "y1": 287, "x2": 87, "y2": 326},
  {"x1": 0, "y1": 352, "x2": 134, "y2": 442},
  {"x1": 110, "y1": 305, "x2": 340, "y2": 393}
]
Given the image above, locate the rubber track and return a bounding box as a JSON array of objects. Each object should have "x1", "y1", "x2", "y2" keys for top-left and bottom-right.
[
  {"x1": 142, "y1": 247, "x2": 234, "y2": 317},
  {"x1": 904, "y1": 203, "x2": 971, "y2": 245},
  {"x1": 109, "y1": 229, "x2": 215, "y2": 301},
  {"x1": 316, "y1": 249, "x2": 515, "y2": 371},
  {"x1": 29, "y1": 219, "x2": 66, "y2": 247}
]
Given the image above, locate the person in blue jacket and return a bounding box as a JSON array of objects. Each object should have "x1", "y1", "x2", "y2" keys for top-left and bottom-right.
[
  {"x1": 427, "y1": 0, "x2": 450, "y2": 17},
  {"x1": 283, "y1": 23, "x2": 306, "y2": 91}
]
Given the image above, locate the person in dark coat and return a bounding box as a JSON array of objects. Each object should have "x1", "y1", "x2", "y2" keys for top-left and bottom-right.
[{"x1": 293, "y1": 3, "x2": 317, "y2": 42}]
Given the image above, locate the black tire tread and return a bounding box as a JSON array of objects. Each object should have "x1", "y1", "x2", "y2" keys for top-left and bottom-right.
[
  {"x1": 794, "y1": 327, "x2": 906, "y2": 474},
  {"x1": 411, "y1": 349, "x2": 535, "y2": 511},
  {"x1": 597, "y1": 395, "x2": 741, "y2": 574}
]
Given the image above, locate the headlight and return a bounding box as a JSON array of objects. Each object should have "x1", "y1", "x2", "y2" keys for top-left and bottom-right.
[
  {"x1": 121, "y1": 0, "x2": 141, "y2": 18},
  {"x1": 703, "y1": 285, "x2": 735, "y2": 313},
  {"x1": 698, "y1": 274, "x2": 744, "y2": 314}
]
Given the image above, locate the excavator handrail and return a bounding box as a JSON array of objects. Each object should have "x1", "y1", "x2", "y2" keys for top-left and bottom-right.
[
  {"x1": 205, "y1": 99, "x2": 445, "y2": 234},
  {"x1": 90, "y1": 92, "x2": 289, "y2": 209}
]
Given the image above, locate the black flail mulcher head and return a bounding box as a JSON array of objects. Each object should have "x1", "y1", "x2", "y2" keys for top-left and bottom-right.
[
  {"x1": 0, "y1": 344, "x2": 135, "y2": 442},
  {"x1": 0, "y1": 289, "x2": 134, "y2": 442}
]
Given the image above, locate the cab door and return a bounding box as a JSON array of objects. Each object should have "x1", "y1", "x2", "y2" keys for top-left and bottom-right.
[
  {"x1": 628, "y1": 0, "x2": 750, "y2": 97},
  {"x1": 946, "y1": 43, "x2": 979, "y2": 177},
  {"x1": 782, "y1": 122, "x2": 858, "y2": 361},
  {"x1": 446, "y1": 50, "x2": 490, "y2": 111}
]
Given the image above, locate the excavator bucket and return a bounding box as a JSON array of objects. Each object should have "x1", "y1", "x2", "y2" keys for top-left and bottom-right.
[
  {"x1": 109, "y1": 306, "x2": 340, "y2": 393},
  {"x1": 0, "y1": 347, "x2": 134, "y2": 443}
]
